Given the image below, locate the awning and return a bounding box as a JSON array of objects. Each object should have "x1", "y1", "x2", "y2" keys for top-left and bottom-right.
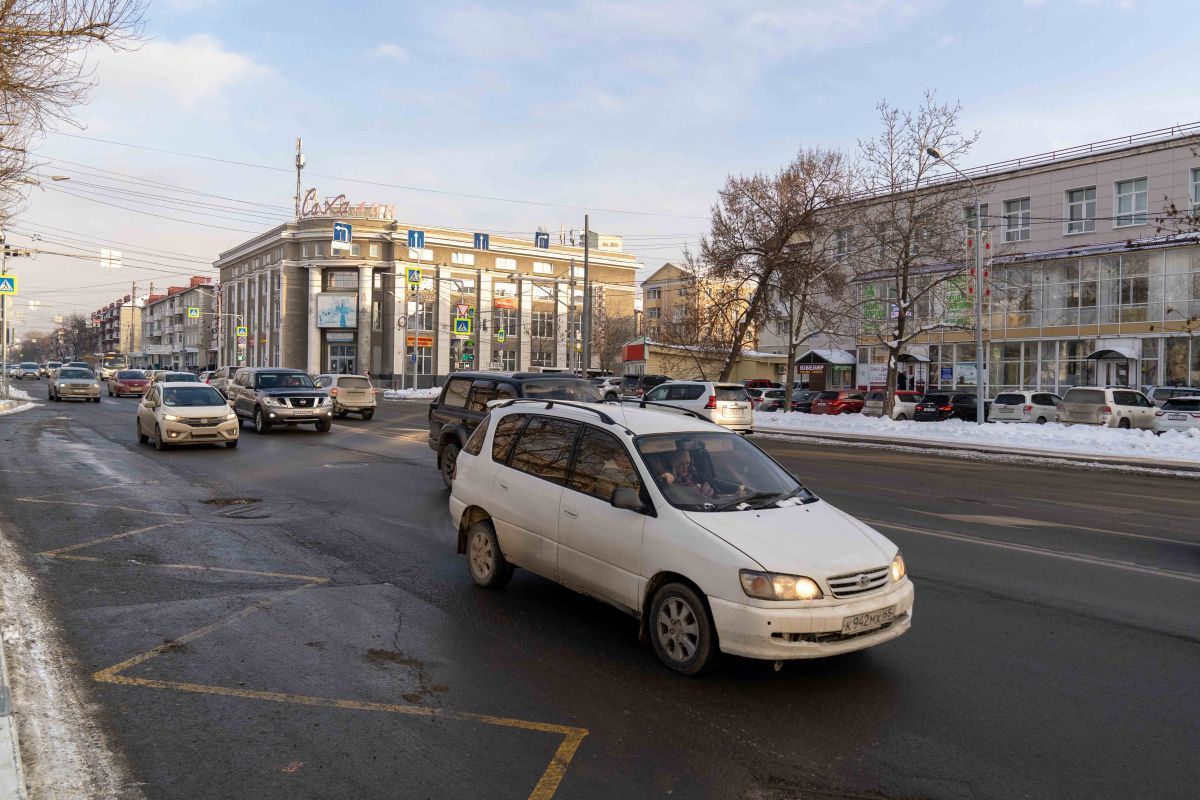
[
  {"x1": 896, "y1": 350, "x2": 930, "y2": 363},
  {"x1": 1086, "y1": 347, "x2": 1137, "y2": 360},
  {"x1": 796, "y1": 348, "x2": 855, "y2": 365}
]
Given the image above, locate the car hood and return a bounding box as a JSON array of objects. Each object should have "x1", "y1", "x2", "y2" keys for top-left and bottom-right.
[
  {"x1": 161, "y1": 404, "x2": 233, "y2": 418},
  {"x1": 683, "y1": 500, "x2": 896, "y2": 576}
]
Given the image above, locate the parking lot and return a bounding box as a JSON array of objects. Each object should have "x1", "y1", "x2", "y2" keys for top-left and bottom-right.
[{"x1": 1, "y1": 383, "x2": 1198, "y2": 799}]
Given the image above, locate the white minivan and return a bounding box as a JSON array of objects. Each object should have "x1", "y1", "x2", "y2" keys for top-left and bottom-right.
[{"x1": 448, "y1": 401, "x2": 913, "y2": 674}]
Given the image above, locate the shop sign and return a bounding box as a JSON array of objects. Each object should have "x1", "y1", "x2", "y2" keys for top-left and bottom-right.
[
  {"x1": 795, "y1": 364, "x2": 826, "y2": 373},
  {"x1": 299, "y1": 188, "x2": 394, "y2": 220},
  {"x1": 406, "y1": 335, "x2": 434, "y2": 348},
  {"x1": 494, "y1": 296, "x2": 518, "y2": 310}
]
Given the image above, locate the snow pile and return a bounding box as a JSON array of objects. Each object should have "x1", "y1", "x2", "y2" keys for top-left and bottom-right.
[
  {"x1": 5, "y1": 385, "x2": 32, "y2": 401},
  {"x1": 753, "y1": 410, "x2": 1200, "y2": 463},
  {"x1": 0, "y1": 384, "x2": 36, "y2": 415},
  {"x1": 384, "y1": 387, "x2": 442, "y2": 400}
]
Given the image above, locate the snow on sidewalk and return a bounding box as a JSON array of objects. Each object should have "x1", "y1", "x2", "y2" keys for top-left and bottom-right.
[
  {"x1": 0, "y1": 385, "x2": 35, "y2": 416},
  {"x1": 753, "y1": 410, "x2": 1200, "y2": 463},
  {"x1": 383, "y1": 387, "x2": 441, "y2": 400}
]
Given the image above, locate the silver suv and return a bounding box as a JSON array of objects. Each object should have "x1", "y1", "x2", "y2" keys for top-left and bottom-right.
[
  {"x1": 313, "y1": 373, "x2": 377, "y2": 419},
  {"x1": 1055, "y1": 386, "x2": 1155, "y2": 429},
  {"x1": 226, "y1": 367, "x2": 333, "y2": 434},
  {"x1": 206, "y1": 365, "x2": 238, "y2": 398}
]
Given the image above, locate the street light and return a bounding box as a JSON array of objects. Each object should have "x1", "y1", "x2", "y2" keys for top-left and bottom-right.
[{"x1": 926, "y1": 146, "x2": 986, "y2": 425}]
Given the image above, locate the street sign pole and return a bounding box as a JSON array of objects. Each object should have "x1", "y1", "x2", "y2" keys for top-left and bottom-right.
[
  {"x1": 1, "y1": 231, "x2": 8, "y2": 400},
  {"x1": 581, "y1": 214, "x2": 591, "y2": 378}
]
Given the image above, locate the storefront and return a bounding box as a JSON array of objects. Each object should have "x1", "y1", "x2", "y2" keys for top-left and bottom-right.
[{"x1": 795, "y1": 349, "x2": 855, "y2": 390}]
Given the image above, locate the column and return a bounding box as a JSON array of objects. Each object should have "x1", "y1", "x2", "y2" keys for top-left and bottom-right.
[
  {"x1": 436, "y1": 266, "x2": 452, "y2": 382},
  {"x1": 554, "y1": 281, "x2": 568, "y2": 369},
  {"x1": 519, "y1": 278, "x2": 533, "y2": 371},
  {"x1": 477, "y1": 270, "x2": 493, "y2": 369},
  {"x1": 392, "y1": 264, "x2": 407, "y2": 384},
  {"x1": 357, "y1": 265, "x2": 373, "y2": 376},
  {"x1": 307, "y1": 267, "x2": 322, "y2": 374}
]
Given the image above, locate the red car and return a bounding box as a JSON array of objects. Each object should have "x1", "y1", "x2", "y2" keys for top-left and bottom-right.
[
  {"x1": 810, "y1": 390, "x2": 866, "y2": 415},
  {"x1": 743, "y1": 378, "x2": 781, "y2": 390},
  {"x1": 108, "y1": 369, "x2": 150, "y2": 397}
]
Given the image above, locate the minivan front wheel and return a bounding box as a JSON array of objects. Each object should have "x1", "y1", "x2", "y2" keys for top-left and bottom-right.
[
  {"x1": 439, "y1": 442, "x2": 460, "y2": 489},
  {"x1": 649, "y1": 583, "x2": 719, "y2": 675},
  {"x1": 1118, "y1": 418, "x2": 1131, "y2": 430},
  {"x1": 466, "y1": 520, "x2": 512, "y2": 589}
]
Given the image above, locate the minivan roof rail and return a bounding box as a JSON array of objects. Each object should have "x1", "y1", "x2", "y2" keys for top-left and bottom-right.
[
  {"x1": 496, "y1": 398, "x2": 627, "y2": 429},
  {"x1": 617, "y1": 398, "x2": 709, "y2": 421}
]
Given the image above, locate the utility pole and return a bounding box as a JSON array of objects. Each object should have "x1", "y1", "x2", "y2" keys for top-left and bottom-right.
[
  {"x1": 294, "y1": 137, "x2": 305, "y2": 219},
  {"x1": 129, "y1": 281, "x2": 137, "y2": 364},
  {"x1": 581, "y1": 214, "x2": 591, "y2": 378},
  {"x1": 567, "y1": 258, "x2": 576, "y2": 373},
  {"x1": 1, "y1": 230, "x2": 8, "y2": 399}
]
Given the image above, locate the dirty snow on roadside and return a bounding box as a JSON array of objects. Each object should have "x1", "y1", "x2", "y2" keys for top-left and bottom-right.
[
  {"x1": 0, "y1": 385, "x2": 36, "y2": 416},
  {"x1": 383, "y1": 387, "x2": 441, "y2": 400},
  {"x1": 753, "y1": 410, "x2": 1200, "y2": 463}
]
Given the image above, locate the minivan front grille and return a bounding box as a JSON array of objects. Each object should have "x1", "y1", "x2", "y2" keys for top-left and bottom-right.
[{"x1": 826, "y1": 566, "x2": 890, "y2": 599}]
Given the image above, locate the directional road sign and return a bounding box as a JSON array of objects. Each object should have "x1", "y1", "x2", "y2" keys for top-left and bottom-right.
[
  {"x1": 332, "y1": 221, "x2": 353, "y2": 253},
  {"x1": 453, "y1": 316, "x2": 472, "y2": 335},
  {"x1": 187, "y1": 306, "x2": 201, "y2": 318},
  {"x1": 0, "y1": 275, "x2": 16, "y2": 295},
  {"x1": 473, "y1": 232, "x2": 490, "y2": 250},
  {"x1": 407, "y1": 230, "x2": 425, "y2": 248},
  {"x1": 534, "y1": 231, "x2": 550, "y2": 249}
]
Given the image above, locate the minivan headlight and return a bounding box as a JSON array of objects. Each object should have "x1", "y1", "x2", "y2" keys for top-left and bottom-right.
[
  {"x1": 224, "y1": 412, "x2": 237, "y2": 421},
  {"x1": 890, "y1": 552, "x2": 906, "y2": 582},
  {"x1": 163, "y1": 414, "x2": 180, "y2": 422},
  {"x1": 739, "y1": 570, "x2": 823, "y2": 601}
]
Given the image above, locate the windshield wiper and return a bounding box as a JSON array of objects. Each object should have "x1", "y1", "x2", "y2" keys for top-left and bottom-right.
[{"x1": 714, "y1": 491, "x2": 782, "y2": 511}]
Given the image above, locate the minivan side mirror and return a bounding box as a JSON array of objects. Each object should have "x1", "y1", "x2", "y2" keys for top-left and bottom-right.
[{"x1": 611, "y1": 487, "x2": 644, "y2": 513}]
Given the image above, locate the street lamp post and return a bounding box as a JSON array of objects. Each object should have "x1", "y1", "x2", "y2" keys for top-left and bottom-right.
[{"x1": 926, "y1": 148, "x2": 986, "y2": 425}]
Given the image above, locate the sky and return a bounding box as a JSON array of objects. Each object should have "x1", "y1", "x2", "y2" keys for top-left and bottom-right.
[{"x1": 6, "y1": 0, "x2": 1200, "y2": 334}]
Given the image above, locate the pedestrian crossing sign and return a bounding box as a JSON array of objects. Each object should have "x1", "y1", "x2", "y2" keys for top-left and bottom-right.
[
  {"x1": 0, "y1": 276, "x2": 16, "y2": 295},
  {"x1": 236, "y1": 325, "x2": 248, "y2": 337},
  {"x1": 453, "y1": 316, "x2": 472, "y2": 335},
  {"x1": 407, "y1": 267, "x2": 422, "y2": 288},
  {"x1": 187, "y1": 306, "x2": 200, "y2": 318}
]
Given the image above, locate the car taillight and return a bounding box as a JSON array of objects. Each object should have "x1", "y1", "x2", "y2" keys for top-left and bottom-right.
[
  {"x1": 705, "y1": 395, "x2": 716, "y2": 409},
  {"x1": 1023, "y1": 404, "x2": 1033, "y2": 413},
  {"x1": 940, "y1": 405, "x2": 953, "y2": 412},
  {"x1": 330, "y1": 388, "x2": 338, "y2": 396},
  {"x1": 1100, "y1": 405, "x2": 1112, "y2": 414},
  {"x1": 1155, "y1": 410, "x2": 1165, "y2": 416}
]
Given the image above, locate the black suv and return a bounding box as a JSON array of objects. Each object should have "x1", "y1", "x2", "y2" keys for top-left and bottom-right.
[
  {"x1": 620, "y1": 373, "x2": 670, "y2": 398},
  {"x1": 428, "y1": 371, "x2": 602, "y2": 487},
  {"x1": 226, "y1": 367, "x2": 333, "y2": 434}
]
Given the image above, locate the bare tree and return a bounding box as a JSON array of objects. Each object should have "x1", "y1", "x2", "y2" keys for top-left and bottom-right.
[
  {"x1": 1154, "y1": 145, "x2": 1200, "y2": 236},
  {"x1": 60, "y1": 312, "x2": 98, "y2": 358},
  {"x1": 844, "y1": 93, "x2": 980, "y2": 414},
  {"x1": 688, "y1": 148, "x2": 851, "y2": 381},
  {"x1": 0, "y1": 0, "x2": 144, "y2": 213},
  {"x1": 591, "y1": 302, "x2": 637, "y2": 375}
]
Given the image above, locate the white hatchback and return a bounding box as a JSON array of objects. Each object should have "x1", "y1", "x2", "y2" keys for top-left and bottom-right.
[
  {"x1": 448, "y1": 401, "x2": 913, "y2": 674},
  {"x1": 989, "y1": 391, "x2": 1062, "y2": 424},
  {"x1": 641, "y1": 380, "x2": 754, "y2": 432},
  {"x1": 1154, "y1": 396, "x2": 1200, "y2": 434}
]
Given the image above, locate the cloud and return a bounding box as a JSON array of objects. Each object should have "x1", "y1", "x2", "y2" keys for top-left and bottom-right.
[{"x1": 371, "y1": 43, "x2": 409, "y2": 61}]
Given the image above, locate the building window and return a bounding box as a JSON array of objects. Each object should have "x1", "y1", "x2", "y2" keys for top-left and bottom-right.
[
  {"x1": 494, "y1": 309, "x2": 519, "y2": 335},
  {"x1": 494, "y1": 257, "x2": 517, "y2": 271},
  {"x1": 369, "y1": 243, "x2": 381, "y2": 258},
  {"x1": 964, "y1": 203, "x2": 989, "y2": 232},
  {"x1": 646, "y1": 288, "x2": 661, "y2": 301},
  {"x1": 415, "y1": 301, "x2": 435, "y2": 331},
  {"x1": 301, "y1": 244, "x2": 310, "y2": 258},
  {"x1": 1114, "y1": 178, "x2": 1148, "y2": 227},
  {"x1": 497, "y1": 350, "x2": 517, "y2": 370},
  {"x1": 1003, "y1": 198, "x2": 1031, "y2": 242},
  {"x1": 325, "y1": 271, "x2": 358, "y2": 290},
  {"x1": 531, "y1": 350, "x2": 554, "y2": 367},
  {"x1": 1192, "y1": 168, "x2": 1200, "y2": 211},
  {"x1": 372, "y1": 300, "x2": 382, "y2": 331},
  {"x1": 834, "y1": 227, "x2": 851, "y2": 260},
  {"x1": 451, "y1": 252, "x2": 475, "y2": 266},
  {"x1": 647, "y1": 308, "x2": 660, "y2": 319},
  {"x1": 414, "y1": 346, "x2": 432, "y2": 375},
  {"x1": 530, "y1": 310, "x2": 554, "y2": 338},
  {"x1": 1065, "y1": 187, "x2": 1096, "y2": 234},
  {"x1": 313, "y1": 243, "x2": 325, "y2": 257},
  {"x1": 532, "y1": 262, "x2": 553, "y2": 275},
  {"x1": 349, "y1": 243, "x2": 361, "y2": 256}
]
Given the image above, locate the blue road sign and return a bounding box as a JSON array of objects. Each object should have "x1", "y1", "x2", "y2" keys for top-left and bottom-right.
[
  {"x1": 333, "y1": 221, "x2": 352, "y2": 245},
  {"x1": 407, "y1": 267, "x2": 422, "y2": 286},
  {"x1": 473, "y1": 232, "x2": 490, "y2": 250},
  {"x1": 453, "y1": 317, "x2": 472, "y2": 335},
  {"x1": 534, "y1": 231, "x2": 550, "y2": 249},
  {"x1": 0, "y1": 276, "x2": 16, "y2": 295},
  {"x1": 940, "y1": 367, "x2": 953, "y2": 381},
  {"x1": 407, "y1": 230, "x2": 425, "y2": 248},
  {"x1": 496, "y1": 329, "x2": 506, "y2": 344}
]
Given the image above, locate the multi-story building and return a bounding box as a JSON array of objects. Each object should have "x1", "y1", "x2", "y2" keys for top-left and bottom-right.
[
  {"x1": 850, "y1": 123, "x2": 1200, "y2": 394},
  {"x1": 90, "y1": 295, "x2": 142, "y2": 358},
  {"x1": 640, "y1": 262, "x2": 758, "y2": 348},
  {"x1": 136, "y1": 277, "x2": 217, "y2": 370},
  {"x1": 213, "y1": 194, "x2": 640, "y2": 384}
]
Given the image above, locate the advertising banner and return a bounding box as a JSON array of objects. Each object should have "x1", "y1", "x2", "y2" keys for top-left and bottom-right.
[{"x1": 316, "y1": 294, "x2": 357, "y2": 328}]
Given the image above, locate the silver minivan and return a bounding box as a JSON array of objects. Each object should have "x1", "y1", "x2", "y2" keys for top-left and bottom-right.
[
  {"x1": 1055, "y1": 386, "x2": 1156, "y2": 429},
  {"x1": 642, "y1": 380, "x2": 754, "y2": 433}
]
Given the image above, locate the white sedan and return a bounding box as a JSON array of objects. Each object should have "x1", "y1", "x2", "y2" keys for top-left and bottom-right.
[
  {"x1": 989, "y1": 391, "x2": 1062, "y2": 424},
  {"x1": 449, "y1": 400, "x2": 913, "y2": 674},
  {"x1": 1154, "y1": 396, "x2": 1200, "y2": 434}
]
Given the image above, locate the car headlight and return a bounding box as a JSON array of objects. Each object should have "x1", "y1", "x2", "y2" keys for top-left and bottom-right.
[
  {"x1": 890, "y1": 552, "x2": 906, "y2": 582},
  {"x1": 739, "y1": 570, "x2": 823, "y2": 601},
  {"x1": 224, "y1": 412, "x2": 237, "y2": 421},
  {"x1": 163, "y1": 414, "x2": 180, "y2": 422},
  {"x1": 263, "y1": 396, "x2": 282, "y2": 406},
  {"x1": 58, "y1": 383, "x2": 66, "y2": 388}
]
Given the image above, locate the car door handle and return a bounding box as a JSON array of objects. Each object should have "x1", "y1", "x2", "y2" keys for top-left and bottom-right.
[
  {"x1": 498, "y1": 481, "x2": 509, "y2": 492},
  {"x1": 563, "y1": 509, "x2": 579, "y2": 519}
]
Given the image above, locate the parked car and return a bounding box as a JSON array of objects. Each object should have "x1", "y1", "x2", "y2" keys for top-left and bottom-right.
[
  {"x1": 754, "y1": 388, "x2": 790, "y2": 411},
  {"x1": 790, "y1": 389, "x2": 821, "y2": 413},
  {"x1": 590, "y1": 376, "x2": 623, "y2": 402},
  {"x1": 198, "y1": 370, "x2": 214, "y2": 383},
  {"x1": 949, "y1": 393, "x2": 992, "y2": 422},
  {"x1": 41, "y1": 361, "x2": 62, "y2": 377},
  {"x1": 153, "y1": 371, "x2": 201, "y2": 384},
  {"x1": 429, "y1": 371, "x2": 603, "y2": 488},
  {"x1": 1153, "y1": 396, "x2": 1200, "y2": 434},
  {"x1": 449, "y1": 400, "x2": 914, "y2": 674},
  {"x1": 313, "y1": 373, "x2": 377, "y2": 419},
  {"x1": 48, "y1": 367, "x2": 101, "y2": 402},
  {"x1": 620, "y1": 373, "x2": 670, "y2": 398},
  {"x1": 989, "y1": 391, "x2": 1062, "y2": 424},
  {"x1": 206, "y1": 365, "x2": 238, "y2": 398},
  {"x1": 137, "y1": 383, "x2": 239, "y2": 450},
  {"x1": 1142, "y1": 385, "x2": 1200, "y2": 408},
  {"x1": 226, "y1": 367, "x2": 333, "y2": 435},
  {"x1": 641, "y1": 380, "x2": 754, "y2": 433},
  {"x1": 862, "y1": 390, "x2": 923, "y2": 420},
  {"x1": 742, "y1": 378, "x2": 781, "y2": 390},
  {"x1": 15, "y1": 362, "x2": 40, "y2": 380},
  {"x1": 108, "y1": 369, "x2": 150, "y2": 397},
  {"x1": 1056, "y1": 386, "x2": 1156, "y2": 429},
  {"x1": 810, "y1": 390, "x2": 865, "y2": 415},
  {"x1": 912, "y1": 393, "x2": 954, "y2": 421}
]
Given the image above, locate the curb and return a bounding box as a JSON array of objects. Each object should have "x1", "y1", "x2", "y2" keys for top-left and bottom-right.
[
  {"x1": 752, "y1": 426, "x2": 1200, "y2": 474},
  {"x1": 0, "y1": 625, "x2": 27, "y2": 799}
]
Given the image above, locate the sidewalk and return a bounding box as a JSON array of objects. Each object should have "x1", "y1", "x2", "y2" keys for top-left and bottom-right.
[{"x1": 0, "y1": 624, "x2": 26, "y2": 799}]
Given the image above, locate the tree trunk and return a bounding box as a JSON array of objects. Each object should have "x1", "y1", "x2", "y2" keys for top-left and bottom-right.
[{"x1": 783, "y1": 294, "x2": 797, "y2": 413}]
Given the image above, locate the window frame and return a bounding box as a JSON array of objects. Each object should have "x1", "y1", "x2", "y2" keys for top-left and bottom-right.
[
  {"x1": 1113, "y1": 177, "x2": 1148, "y2": 228},
  {"x1": 1191, "y1": 167, "x2": 1200, "y2": 212},
  {"x1": 1064, "y1": 187, "x2": 1097, "y2": 235},
  {"x1": 565, "y1": 424, "x2": 645, "y2": 503},
  {"x1": 505, "y1": 415, "x2": 584, "y2": 485},
  {"x1": 1003, "y1": 197, "x2": 1031, "y2": 242}
]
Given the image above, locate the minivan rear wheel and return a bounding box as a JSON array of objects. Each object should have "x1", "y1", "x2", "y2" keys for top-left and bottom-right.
[
  {"x1": 649, "y1": 583, "x2": 719, "y2": 676},
  {"x1": 466, "y1": 520, "x2": 512, "y2": 589},
  {"x1": 1118, "y1": 418, "x2": 1131, "y2": 430}
]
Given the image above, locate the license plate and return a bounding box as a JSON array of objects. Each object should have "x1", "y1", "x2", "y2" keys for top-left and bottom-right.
[
  {"x1": 841, "y1": 606, "x2": 896, "y2": 635},
  {"x1": 1168, "y1": 413, "x2": 1186, "y2": 421}
]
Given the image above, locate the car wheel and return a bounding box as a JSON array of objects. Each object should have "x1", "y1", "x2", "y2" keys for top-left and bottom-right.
[
  {"x1": 465, "y1": 520, "x2": 512, "y2": 589},
  {"x1": 108, "y1": 388, "x2": 113, "y2": 396},
  {"x1": 439, "y1": 442, "x2": 460, "y2": 489},
  {"x1": 137, "y1": 421, "x2": 148, "y2": 444},
  {"x1": 1036, "y1": 416, "x2": 1047, "y2": 424},
  {"x1": 225, "y1": 439, "x2": 238, "y2": 449},
  {"x1": 896, "y1": 413, "x2": 907, "y2": 421},
  {"x1": 360, "y1": 409, "x2": 374, "y2": 420},
  {"x1": 1118, "y1": 418, "x2": 1131, "y2": 430},
  {"x1": 254, "y1": 407, "x2": 272, "y2": 435},
  {"x1": 649, "y1": 583, "x2": 719, "y2": 676},
  {"x1": 315, "y1": 418, "x2": 332, "y2": 433},
  {"x1": 93, "y1": 397, "x2": 100, "y2": 403},
  {"x1": 153, "y1": 425, "x2": 167, "y2": 451},
  {"x1": 334, "y1": 410, "x2": 347, "y2": 418}
]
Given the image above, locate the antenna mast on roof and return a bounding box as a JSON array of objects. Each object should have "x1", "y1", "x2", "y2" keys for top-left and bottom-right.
[{"x1": 294, "y1": 138, "x2": 306, "y2": 218}]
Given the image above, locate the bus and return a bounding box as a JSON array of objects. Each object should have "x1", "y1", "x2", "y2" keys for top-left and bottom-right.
[{"x1": 97, "y1": 352, "x2": 129, "y2": 380}]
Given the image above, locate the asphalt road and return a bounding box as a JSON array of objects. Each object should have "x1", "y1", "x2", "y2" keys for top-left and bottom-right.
[{"x1": 1, "y1": 382, "x2": 1198, "y2": 800}]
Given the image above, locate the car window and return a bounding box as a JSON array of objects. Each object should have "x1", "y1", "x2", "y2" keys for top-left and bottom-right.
[
  {"x1": 463, "y1": 414, "x2": 490, "y2": 456},
  {"x1": 1163, "y1": 398, "x2": 1200, "y2": 411},
  {"x1": 866, "y1": 392, "x2": 884, "y2": 401},
  {"x1": 994, "y1": 393, "x2": 1025, "y2": 405},
  {"x1": 668, "y1": 384, "x2": 706, "y2": 401},
  {"x1": 58, "y1": 369, "x2": 92, "y2": 379},
  {"x1": 467, "y1": 384, "x2": 497, "y2": 413},
  {"x1": 508, "y1": 416, "x2": 582, "y2": 484},
  {"x1": 520, "y1": 379, "x2": 601, "y2": 402},
  {"x1": 338, "y1": 377, "x2": 371, "y2": 389},
  {"x1": 496, "y1": 384, "x2": 517, "y2": 400},
  {"x1": 442, "y1": 378, "x2": 471, "y2": 408},
  {"x1": 1064, "y1": 388, "x2": 1104, "y2": 405},
  {"x1": 846, "y1": 393, "x2": 864, "y2": 400},
  {"x1": 117, "y1": 371, "x2": 144, "y2": 379},
  {"x1": 491, "y1": 414, "x2": 527, "y2": 463},
  {"x1": 714, "y1": 386, "x2": 748, "y2": 401},
  {"x1": 145, "y1": 387, "x2": 159, "y2": 403},
  {"x1": 567, "y1": 428, "x2": 642, "y2": 501},
  {"x1": 163, "y1": 386, "x2": 226, "y2": 407},
  {"x1": 920, "y1": 394, "x2": 949, "y2": 405},
  {"x1": 816, "y1": 391, "x2": 838, "y2": 400},
  {"x1": 1135, "y1": 392, "x2": 1154, "y2": 408},
  {"x1": 644, "y1": 386, "x2": 669, "y2": 401},
  {"x1": 1112, "y1": 391, "x2": 1138, "y2": 407}
]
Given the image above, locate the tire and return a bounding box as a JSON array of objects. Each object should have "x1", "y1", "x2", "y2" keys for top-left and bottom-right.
[
  {"x1": 896, "y1": 413, "x2": 907, "y2": 421},
  {"x1": 94, "y1": 397, "x2": 100, "y2": 403},
  {"x1": 137, "y1": 421, "x2": 148, "y2": 444},
  {"x1": 254, "y1": 407, "x2": 272, "y2": 435},
  {"x1": 108, "y1": 387, "x2": 113, "y2": 396},
  {"x1": 649, "y1": 583, "x2": 720, "y2": 676},
  {"x1": 153, "y1": 425, "x2": 167, "y2": 451},
  {"x1": 439, "y1": 442, "x2": 460, "y2": 489},
  {"x1": 315, "y1": 418, "x2": 332, "y2": 433},
  {"x1": 361, "y1": 409, "x2": 374, "y2": 420},
  {"x1": 465, "y1": 520, "x2": 512, "y2": 589},
  {"x1": 1118, "y1": 418, "x2": 1131, "y2": 430},
  {"x1": 225, "y1": 439, "x2": 238, "y2": 449},
  {"x1": 1036, "y1": 416, "x2": 1047, "y2": 424}
]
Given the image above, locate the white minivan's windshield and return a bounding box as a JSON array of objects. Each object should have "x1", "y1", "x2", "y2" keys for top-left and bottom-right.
[{"x1": 636, "y1": 432, "x2": 816, "y2": 512}]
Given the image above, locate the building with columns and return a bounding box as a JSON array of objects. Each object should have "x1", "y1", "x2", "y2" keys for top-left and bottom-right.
[{"x1": 213, "y1": 200, "x2": 640, "y2": 384}]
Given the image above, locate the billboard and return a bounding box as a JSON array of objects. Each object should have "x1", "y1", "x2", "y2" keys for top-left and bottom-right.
[{"x1": 316, "y1": 294, "x2": 357, "y2": 328}]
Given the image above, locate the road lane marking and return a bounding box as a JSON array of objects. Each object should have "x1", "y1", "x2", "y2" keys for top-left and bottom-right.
[
  {"x1": 910, "y1": 510, "x2": 1200, "y2": 548},
  {"x1": 17, "y1": 498, "x2": 189, "y2": 516},
  {"x1": 23, "y1": 482, "x2": 160, "y2": 501},
  {"x1": 864, "y1": 518, "x2": 1200, "y2": 584},
  {"x1": 38, "y1": 522, "x2": 182, "y2": 557}
]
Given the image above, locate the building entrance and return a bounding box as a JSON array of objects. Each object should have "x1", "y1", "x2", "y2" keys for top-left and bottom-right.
[
  {"x1": 328, "y1": 344, "x2": 356, "y2": 374},
  {"x1": 1100, "y1": 359, "x2": 1131, "y2": 387}
]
